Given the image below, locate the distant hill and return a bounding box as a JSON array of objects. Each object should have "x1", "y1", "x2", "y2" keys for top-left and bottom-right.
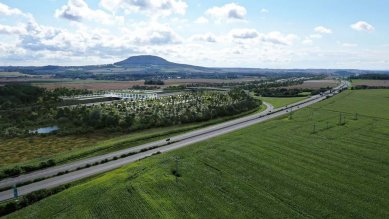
[
  {"x1": 114, "y1": 55, "x2": 173, "y2": 66},
  {"x1": 114, "y1": 55, "x2": 202, "y2": 69}
]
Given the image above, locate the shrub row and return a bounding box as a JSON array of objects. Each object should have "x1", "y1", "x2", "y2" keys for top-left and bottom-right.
[
  {"x1": 0, "y1": 159, "x2": 56, "y2": 180},
  {"x1": 0, "y1": 184, "x2": 70, "y2": 217},
  {"x1": 351, "y1": 85, "x2": 389, "y2": 90}
]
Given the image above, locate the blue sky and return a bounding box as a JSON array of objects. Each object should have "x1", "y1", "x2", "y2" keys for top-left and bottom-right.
[{"x1": 0, "y1": 0, "x2": 388, "y2": 69}]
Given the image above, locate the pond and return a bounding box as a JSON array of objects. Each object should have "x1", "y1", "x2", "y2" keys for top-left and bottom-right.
[{"x1": 30, "y1": 126, "x2": 59, "y2": 134}]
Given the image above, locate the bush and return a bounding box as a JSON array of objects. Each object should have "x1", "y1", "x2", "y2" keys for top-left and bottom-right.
[
  {"x1": 144, "y1": 80, "x2": 164, "y2": 85},
  {"x1": 172, "y1": 169, "x2": 181, "y2": 177},
  {"x1": 0, "y1": 159, "x2": 57, "y2": 180},
  {"x1": 0, "y1": 184, "x2": 70, "y2": 217},
  {"x1": 3, "y1": 166, "x2": 21, "y2": 177},
  {"x1": 0, "y1": 202, "x2": 18, "y2": 216},
  {"x1": 38, "y1": 159, "x2": 56, "y2": 169}
]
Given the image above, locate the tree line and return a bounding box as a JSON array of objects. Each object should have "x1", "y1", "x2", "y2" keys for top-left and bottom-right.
[
  {"x1": 0, "y1": 84, "x2": 91, "y2": 110},
  {"x1": 350, "y1": 74, "x2": 389, "y2": 80}
]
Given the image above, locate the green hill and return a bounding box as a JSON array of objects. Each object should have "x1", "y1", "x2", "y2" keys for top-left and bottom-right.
[{"x1": 6, "y1": 89, "x2": 389, "y2": 218}]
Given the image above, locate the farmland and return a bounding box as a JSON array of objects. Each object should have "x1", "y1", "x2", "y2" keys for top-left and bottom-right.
[
  {"x1": 6, "y1": 89, "x2": 389, "y2": 218},
  {"x1": 287, "y1": 79, "x2": 339, "y2": 89},
  {"x1": 32, "y1": 78, "x2": 261, "y2": 91},
  {"x1": 0, "y1": 72, "x2": 30, "y2": 77},
  {"x1": 33, "y1": 80, "x2": 146, "y2": 90},
  {"x1": 351, "y1": 79, "x2": 389, "y2": 87}
]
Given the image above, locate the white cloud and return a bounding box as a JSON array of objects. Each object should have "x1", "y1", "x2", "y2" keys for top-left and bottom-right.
[
  {"x1": 230, "y1": 29, "x2": 258, "y2": 39},
  {"x1": 309, "y1": 34, "x2": 322, "y2": 39},
  {"x1": 0, "y1": 3, "x2": 25, "y2": 16},
  {"x1": 302, "y1": 38, "x2": 313, "y2": 45},
  {"x1": 0, "y1": 24, "x2": 26, "y2": 35},
  {"x1": 260, "y1": 8, "x2": 269, "y2": 13},
  {"x1": 55, "y1": 0, "x2": 87, "y2": 21},
  {"x1": 314, "y1": 26, "x2": 332, "y2": 34},
  {"x1": 351, "y1": 21, "x2": 375, "y2": 32},
  {"x1": 99, "y1": 0, "x2": 122, "y2": 12},
  {"x1": 259, "y1": 32, "x2": 299, "y2": 46},
  {"x1": 0, "y1": 42, "x2": 27, "y2": 60},
  {"x1": 206, "y1": 3, "x2": 247, "y2": 22},
  {"x1": 194, "y1": 16, "x2": 208, "y2": 24},
  {"x1": 55, "y1": 0, "x2": 124, "y2": 24},
  {"x1": 302, "y1": 34, "x2": 322, "y2": 45},
  {"x1": 130, "y1": 23, "x2": 182, "y2": 45},
  {"x1": 229, "y1": 29, "x2": 298, "y2": 46},
  {"x1": 99, "y1": 0, "x2": 187, "y2": 17},
  {"x1": 190, "y1": 33, "x2": 217, "y2": 43}
]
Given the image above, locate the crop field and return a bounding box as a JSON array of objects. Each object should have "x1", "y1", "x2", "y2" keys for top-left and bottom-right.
[
  {"x1": 164, "y1": 78, "x2": 261, "y2": 86},
  {"x1": 260, "y1": 96, "x2": 308, "y2": 108},
  {"x1": 352, "y1": 79, "x2": 389, "y2": 87},
  {"x1": 33, "y1": 78, "x2": 261, "y2": 90},
  {"x1": 0, "y1": 72, "x2": 30, "y2": 77},
  {"x1": 287, "y1": 80, "x2": 339, "y2": 89},
  {"x1": 6, "y1": 89, "x2": 389, "y2": 218},
  {"x1": 34, "y1": 80, "x2": 146, "y2": 90}
]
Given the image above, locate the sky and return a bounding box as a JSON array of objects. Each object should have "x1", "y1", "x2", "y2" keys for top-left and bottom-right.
[{"x1": 0, "y1": 0, "x2": 388, "y2": 69}]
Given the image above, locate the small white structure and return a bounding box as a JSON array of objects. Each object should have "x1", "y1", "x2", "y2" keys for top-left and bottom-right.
[
  {"x1": 104, "y1": 92, "x2": 157, "y2": 100},
  {"x1": 62, "y1": 90, "x2": 158, "y2": 101}
]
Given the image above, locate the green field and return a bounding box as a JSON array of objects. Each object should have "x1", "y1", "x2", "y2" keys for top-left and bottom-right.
[
  {"x1": 0, "y1": 72, "x2": 29, "y2": 77},
  {"x1": 6, "y1": 90, "x2": 389, "y2": 218},
  {"x1": 260, "y1": 96, "x2": 308, "y2": 108}
]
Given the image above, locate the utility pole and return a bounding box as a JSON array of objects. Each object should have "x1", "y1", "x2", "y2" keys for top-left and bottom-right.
[
  {"x1": 338, "y1": 113, "x2": 342, "y2": 126},
  {"x1": 175, "y1": 156, "x2": 179, "y2": 182},
  {"x1": 13, "y1": 184, "x2": 18, "y2": 199}
]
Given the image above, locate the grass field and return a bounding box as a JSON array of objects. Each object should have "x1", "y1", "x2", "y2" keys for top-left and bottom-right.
[
  {"x1": 0, "y1": 106, "x2": 265, "y2": 171},
  {"x1": 351, "y1": 79, "x2": 389, "y2": 87},
  {"x1": 0, "y1": 72, "x2": 30, "y2": 77},
  {"x1": 260, "y1": 96, "x2": 308, "y2": 108},
  {"x1": 31, "y1": 78, "x2": 261, "y2": 90},
  {"x1": 34, "y1": 80, "x2": 146, "y2": 90},
  {"x1": 6, "y1": 89, "x2": 389, "y2": 218},
  {"x1": 288, "y1": 80, "x2": 339, "y2": 89}
]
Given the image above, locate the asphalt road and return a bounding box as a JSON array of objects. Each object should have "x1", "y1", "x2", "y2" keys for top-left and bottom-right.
[{"x1": 0, "y1": 81, "x2": 348, "y2": 201}]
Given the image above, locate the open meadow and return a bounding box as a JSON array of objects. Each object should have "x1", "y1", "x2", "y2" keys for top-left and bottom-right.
[
  {"x1": 352, "y1": 79, "x2": 389, "y2": 87},
  {"x1": 0, "y1": 72, "x2": 30, "y2": 77},
  {"x1": 33, "y1": 80, "x2": 146, "y2": 90},
  {"x1": 30, "y1": 78, "x2": 261, "y2": 91},
  {"x1": 6, "y1": 89, "x2": 389, "y2": 218},
  {"x1": 287, "y1": 79, "x2": 339, "y2": 89}
]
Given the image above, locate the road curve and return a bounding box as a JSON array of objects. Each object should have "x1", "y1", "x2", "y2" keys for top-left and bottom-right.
[{"x1": 0, "y1": 81, "x2": 348, "y2": 201}]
